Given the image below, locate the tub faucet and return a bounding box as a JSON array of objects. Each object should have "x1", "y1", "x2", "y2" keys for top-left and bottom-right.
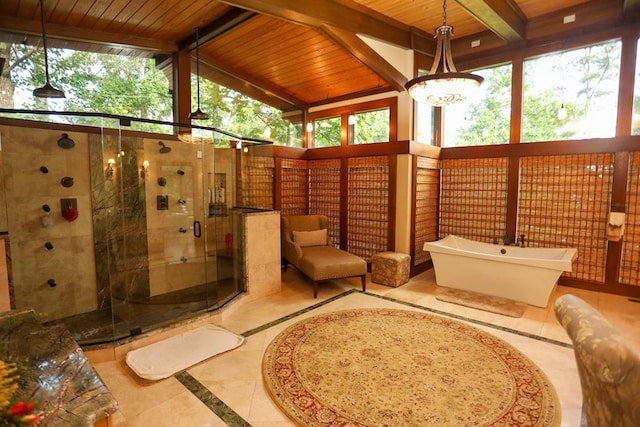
[{"x1": 519, "y1": 234, "x2": 526, "y2": 247}]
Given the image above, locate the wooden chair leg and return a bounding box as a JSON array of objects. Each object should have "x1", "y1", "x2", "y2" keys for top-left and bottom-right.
[
  {"x1": 313, "y1": 281, "x2": 318, "y2": 298},
  {"x1": 361, "y1": 274, "x2": 366, "y2": 292}
]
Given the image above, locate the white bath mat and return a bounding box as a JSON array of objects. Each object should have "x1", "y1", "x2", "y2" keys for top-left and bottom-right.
[{"x1": 126, "y1": 324, "x2": 245, "y2": 380}]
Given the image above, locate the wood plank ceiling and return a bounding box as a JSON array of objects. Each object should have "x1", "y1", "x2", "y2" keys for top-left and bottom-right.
[{"x1": 0, "y1": 0, "x2": 638, "y2": 113}]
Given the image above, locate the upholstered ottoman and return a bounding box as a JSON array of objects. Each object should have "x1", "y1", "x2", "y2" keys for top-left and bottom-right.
[{"x1": 371, "y1": 252, "x2": 411, "y2": 287}]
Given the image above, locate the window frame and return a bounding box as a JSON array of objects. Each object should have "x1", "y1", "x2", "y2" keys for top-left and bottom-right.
[{"x1": 306, "y1": 98, "x2": 397, "y2": 148}]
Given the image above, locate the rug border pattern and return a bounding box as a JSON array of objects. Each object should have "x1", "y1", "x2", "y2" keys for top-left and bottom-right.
[{"x1": 262, "y1": 307, "x2": 562, "y2": 426}]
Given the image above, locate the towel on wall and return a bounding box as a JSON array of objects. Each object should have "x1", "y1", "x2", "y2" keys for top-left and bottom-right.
[{"x1": 607, "y1": 212, "x2": 625, "y2": 242}]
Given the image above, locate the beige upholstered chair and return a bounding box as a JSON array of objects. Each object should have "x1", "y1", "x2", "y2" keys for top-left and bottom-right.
[
  {"x1": 554, "y1": 294, "x2": 640, "y2": 427},
  {"x1": 281, "y1": 215, "x2": 367, "y2": 298}
]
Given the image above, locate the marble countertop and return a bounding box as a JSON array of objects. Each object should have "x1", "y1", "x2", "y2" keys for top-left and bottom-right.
[{"x1": 0, "y1": 309, "x2": 118, "y2": 426}]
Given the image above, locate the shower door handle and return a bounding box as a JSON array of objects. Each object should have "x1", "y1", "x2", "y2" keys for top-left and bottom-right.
[{"x1": 193, "y1": 220, "x2": 202, "y2": 238}]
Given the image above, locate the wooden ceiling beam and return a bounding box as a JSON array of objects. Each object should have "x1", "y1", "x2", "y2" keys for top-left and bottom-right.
[
  {"x1": 320, "y1": 24, "x2": 406, "y2": 92},
  {"x1": 215, "y1": 0, "x2": 433, "y2": 52},
  {"x1": 303, "y1": 86, "x2": 393, "y2": 110},
  {"x1": 454, "y1": 0, "x2": 526, "y2": 42},
  {"x1": 0, "y1": 15, "x2": 176, "y2": 53},
  {"x1": 624, "y1": 0, "x2": 640, "y2": 12},
  {"x1": 205, "y1": 0, "x2": 425, "y2": 107},
  {"x1": 623, "y1": 0, "x2": 640, "y2": 18},
  {"x1": 453, "y1": 2, "x2": 632, "y2": 70},
  {"x1": 178, "y1": 8, "x2": 257, "y2": 51},
  {"x1": 197, "y1": 59, "x2": 303, "y2": 111},
  {"x1": 452, "y1": 0, "x2": 638, "y2": 67}
]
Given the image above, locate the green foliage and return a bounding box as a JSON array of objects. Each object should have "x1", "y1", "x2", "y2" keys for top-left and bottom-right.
[
  {"x1": 450, "y1": 66, "x2": 512, "y2": 146},
  {"x1": 196, "y1": 79, "x2": 301, "y2": 146},
  {"x1": 448, "y1": 40, "x2": 622, "y2": 146},
  {"x1": 313, "y1": 117, "x2": 341, "y2": 147},
  {"x1": 4, "y1": 44, "x2": 301, "y2": 144},
  {"x1": 353, "y1": 109, "x2": 388, "y2": 144}
]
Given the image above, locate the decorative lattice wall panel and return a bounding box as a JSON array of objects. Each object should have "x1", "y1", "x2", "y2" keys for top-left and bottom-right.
[
  {"x1": 280, "y1": 159, "x2": 308, "y2": 217},
  {"x1": 518, "y1": 154, "x2": 613, "y2": 283},
  {"x1": 439, "y1": 158, "x2": 508, "y2": 243},
  {"x1": 347, "y1": 156, "x2": 389, "y2": 262},
  {"x1": 414, "y1": 156, "x2": 439, "y2": 266},
  {"x1": 620, "y1": 152, "x2": 640, "y2": 286},
  {"x1": 309, "y1": 159, "x2": 341, "y2": 246},
  {"x1": 240, "y1": 156, "x2": 274, "y2": 210}
]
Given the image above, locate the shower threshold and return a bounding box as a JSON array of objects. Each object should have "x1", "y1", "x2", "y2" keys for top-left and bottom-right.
[{"x1": 54, "y1": 279, "x2": 241, "y2": 346}]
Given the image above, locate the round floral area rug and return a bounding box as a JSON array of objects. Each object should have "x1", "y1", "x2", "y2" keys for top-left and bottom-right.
[{"x1": 261, "y1": 308, "x2": 561, "y2": 426}]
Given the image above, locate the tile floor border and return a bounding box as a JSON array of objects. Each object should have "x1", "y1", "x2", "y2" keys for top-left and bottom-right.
[{"x1": 173, "y1": 288, "x2": 579, "y2": 425}]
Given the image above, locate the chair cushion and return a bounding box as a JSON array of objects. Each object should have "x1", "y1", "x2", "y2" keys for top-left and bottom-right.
[
  {"x1": 554, "y1": 294, "x2": 640, "y2": 427},
  {"x1": 293, "y1": 229, "x2": 327, "y2": 247},
  {"x1": 298, "y1": 246, "x2": 366, "y2": 281}
]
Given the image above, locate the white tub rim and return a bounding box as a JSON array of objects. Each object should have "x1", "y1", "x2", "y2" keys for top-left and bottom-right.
[{"x1": 423, "y1": 235, "x2": 577, "y2": 272}]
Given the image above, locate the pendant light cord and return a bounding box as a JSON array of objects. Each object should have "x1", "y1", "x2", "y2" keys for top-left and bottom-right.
[
  {"x1": 39, "y1": 0, "x2": 52, "y2": 83},
  {"x1": 442, "y1": 0, "x2": 447, "y2": 27},
  {"x1": 195, "y1": 27, "x2": 202, "y2": 109}
]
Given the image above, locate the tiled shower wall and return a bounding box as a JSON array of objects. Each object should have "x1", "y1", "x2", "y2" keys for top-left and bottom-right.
[{"x1": 1, "y1": 126, "x2": 97, "y2": 320}]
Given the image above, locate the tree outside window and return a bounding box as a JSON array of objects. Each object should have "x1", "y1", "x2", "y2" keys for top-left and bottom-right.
[
  {"x1": 0, "y1": 41, "x2": 302, "y2": 145},
  {"x1": 311, "y1": 116, "x2": 341, "y2": 147},
  {"x1": 522, "y1": 39, "x2": 621, "y2": 142},
  {"x1": 351, "y1": 109, "x2": 389, "y2": 144},
  {"x1": 443, "y1": 64, "x2": 512, "y2": 147}
]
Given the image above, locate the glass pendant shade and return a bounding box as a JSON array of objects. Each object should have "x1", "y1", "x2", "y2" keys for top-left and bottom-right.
[
  {"x1": 406, "y1": 72, "x2": 483, "y2": 106},
  {"x1": 405, "y1": 1, "x2": 482, "y2": 107},
  {"x1": 33, "y1": 81, "x2": 65, "y2": 98},
  {"x1": 557, "y1": 104, "x2": 568, "y2": 120},
  {"x1": 189, "y1": 108, "x2": 209, "y2": 120}
]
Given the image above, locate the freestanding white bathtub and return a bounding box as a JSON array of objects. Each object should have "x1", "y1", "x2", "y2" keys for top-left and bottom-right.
[{"x1": 424, "y1": 235, "x2": 577, "y2": 307}]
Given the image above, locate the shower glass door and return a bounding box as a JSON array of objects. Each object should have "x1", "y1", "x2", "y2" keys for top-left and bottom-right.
[
  {"x1": 201, "y1": 131, "x2": 243, "y2": 311},
  {"x1": 100, "y1": 121, "x2": 208, "y2": 342}
]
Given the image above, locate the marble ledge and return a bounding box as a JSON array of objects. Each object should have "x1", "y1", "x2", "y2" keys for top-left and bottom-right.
[
  {"x1": 231, "y1": 207, "x2": 279, "y2": 216},
  {"x1": 0, "y1": 309, "x2": 118, "y2": 426}
]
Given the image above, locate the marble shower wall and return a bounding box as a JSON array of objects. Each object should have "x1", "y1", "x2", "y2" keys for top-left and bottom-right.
[
  {"x1": 1, "y1": 125, "x2": 97, "y2": 320},
  {"x1": 89, "y1": 133, "x2": 150, "y2": 308}
]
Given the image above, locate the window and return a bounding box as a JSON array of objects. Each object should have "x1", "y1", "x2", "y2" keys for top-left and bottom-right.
[
  {"x1": 5, "y1": 44, "x2": 174, "y2": 132},
  {"x1": 311, "y1": 116, "x2": 342, "y2": 147},
  {"x1": 200, "y1": 79, "x2": 303, "y2": 147},
  {"x1": 350, "y1": 109, "x2": 390, "y2": 144},
  {"x1": 415, "y1": 101, "x2": 435, "y2": 145},
  {"x1": 522, "y1": 39, "x2": 621, "y2": 142},
  {"x1": 307, "y1": 98, "x2": 396, "y2": 148},
  {"x1": 633, "y1": 38, "x2": 640, "y2": 136},
  {"x1": 2, "y1": 37, "x2": 304, "y2": 143},
  {"x1": 442, "y1": 64, "x2": 512, "y2": 147},
  {"x1": 281, "y1": 122, "x2": 303, "y2": 147}
]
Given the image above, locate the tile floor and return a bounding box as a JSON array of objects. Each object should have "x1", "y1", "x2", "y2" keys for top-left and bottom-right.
[{"x1": 90, "y1": 268, "x2": 640, "y2": 427}]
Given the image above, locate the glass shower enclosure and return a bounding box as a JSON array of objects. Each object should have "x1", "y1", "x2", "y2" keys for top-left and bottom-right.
[{"x1": 0, "y1": 110, "x2": 267, "y2": 345}]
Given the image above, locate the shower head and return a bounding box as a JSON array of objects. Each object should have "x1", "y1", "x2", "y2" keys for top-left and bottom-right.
[{"x1": 158, "y1": 141, "x2": 171, "y2": 153}]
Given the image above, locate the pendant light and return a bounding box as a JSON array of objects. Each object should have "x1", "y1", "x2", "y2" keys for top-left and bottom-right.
[
  {"x1": 33, "y1": 0, "x2": 65, "y2": 98},
  {"x1": 189, "y1": 27, "x2": 209, "y2": 120},
  {"x1": 557, "y1": 104, "x2": 567, "y2": 121},
  {"x1": 405, "y1": 0, "x2": 482, "y2": 107}
]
